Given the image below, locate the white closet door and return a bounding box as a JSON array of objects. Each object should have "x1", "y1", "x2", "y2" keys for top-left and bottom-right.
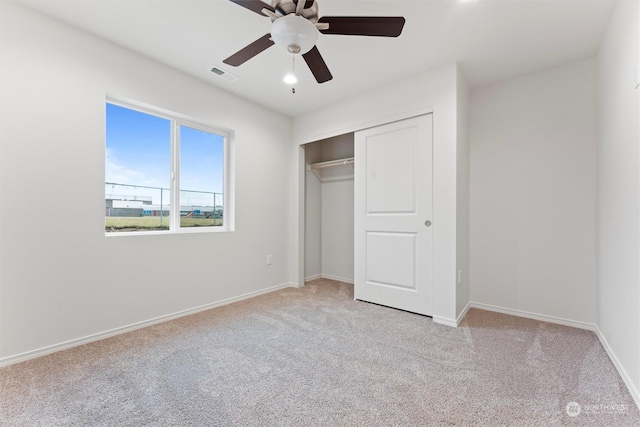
[{"x1": 354, "y1": 114, "x2": 433, "y2": 315}]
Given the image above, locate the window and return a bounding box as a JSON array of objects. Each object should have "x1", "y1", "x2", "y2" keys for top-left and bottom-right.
[{"x1": 105, "y1": 100, "x2": 232, "y2": 234}]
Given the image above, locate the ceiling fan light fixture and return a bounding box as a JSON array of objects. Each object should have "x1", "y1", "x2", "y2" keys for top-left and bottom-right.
[
  {"x1": 271, "y1": 14, "x2": 318, "y2": 55},
  {"x1": 283, "y1": 73, "x2": 298, "y2": 84}
]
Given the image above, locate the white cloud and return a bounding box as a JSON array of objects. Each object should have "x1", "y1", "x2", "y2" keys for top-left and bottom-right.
[{"x1": 105, "y1": 147, "x2": 146, "y2": 184}]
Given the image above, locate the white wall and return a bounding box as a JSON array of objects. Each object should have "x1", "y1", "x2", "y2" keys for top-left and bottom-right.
[
  {"x1": 294, "y1": 63, "x2": 460, "y2": 325},
  {"x1": 321, "y1": 180, "x2": 354, "y2": 283},
  {"x1": 596, "y1": 0, "x2": 640, "y2": 403},
  {"x1": 470, "y1": 58, "x2": 598, "y2": 324},
  {"x1": 320, "y1": 134, "x2": 355, "y2": 161},
  {"x1": 320, "y1": 135, "x2": 354, "y2": 283},
  {"x1": 304, "y1": 144, "x2": 322, "y2": 281},
  {"x1": 0, "y1": 2, "x2": 293, "y2": 362},
  {"x1": 456, "y1": 68, "x2": 470, "y2": 318}
]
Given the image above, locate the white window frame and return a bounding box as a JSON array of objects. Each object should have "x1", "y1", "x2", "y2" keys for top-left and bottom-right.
[{"x1": 105, "y1": 96, "x2": 235, "y2": 236}]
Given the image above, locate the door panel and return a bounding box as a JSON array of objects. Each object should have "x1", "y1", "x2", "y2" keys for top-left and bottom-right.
[
  {"x1": 365, "y1": 128, "x2": 417, "y2": 214},
  {"x1": 366, "y1": 232, "x2": 416, "y2": 289},
  {"x1": 354, "y1": 114, "x2": 433, "y2": 315}
]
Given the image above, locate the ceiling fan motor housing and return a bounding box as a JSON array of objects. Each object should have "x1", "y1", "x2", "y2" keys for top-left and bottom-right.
[{"x1": 272, "y1": 0, "x2": 319, "y2": 22}]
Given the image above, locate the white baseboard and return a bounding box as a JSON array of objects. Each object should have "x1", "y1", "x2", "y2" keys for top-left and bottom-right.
[
  {"x1": 468, "y1": 302, "x2": 596, "y2": 331},
  {"x1": 304, "y1": 274, "x2": 321, "y2": 282},
  {"x1": 320, "y1": 274, "x2": 354, "y2": 284},
  {"x1": 432, "y1": 303, "x2": 470, "y2": 328},
  {"x1": 593, "y1": 325, "x2": 640, "y2": 410},
  {"x1": 0, "y1": 282, "x2": 295, "y2": 368},
  {"x1": 467, "y1": 301, "x2": 639, "y2": 411},
  {"x1": 456, "y1": 302, "x2": 472, "y2": 326},
  {"x1": 433, "y1": 316, "x2": 457, "y2": 327}
]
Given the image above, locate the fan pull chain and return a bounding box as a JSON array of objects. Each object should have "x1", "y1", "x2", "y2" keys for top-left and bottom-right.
[{"x1": 292, "y1": 55, "x2": 296, "y2": 94}]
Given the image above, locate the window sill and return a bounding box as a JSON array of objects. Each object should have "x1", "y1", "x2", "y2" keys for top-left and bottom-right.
[{"x1": 105, "y1": 227, "x2": 231, "y2": 237}]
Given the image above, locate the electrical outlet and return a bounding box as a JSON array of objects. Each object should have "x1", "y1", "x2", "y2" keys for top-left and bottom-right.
[
  {"x1": 267, "y1": 255, "x2": 272, "y2": 265},
  {"x1": 457, "y1": 270, "x2": 462, "y2": 286}
]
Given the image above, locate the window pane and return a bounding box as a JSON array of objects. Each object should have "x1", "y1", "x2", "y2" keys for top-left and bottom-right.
[
  {"x1": 105, "y1": 103, "x2": 170, "y2": 232},
  {"x1": 179, "y1": 125, "x2": 224, "y2": 228}
]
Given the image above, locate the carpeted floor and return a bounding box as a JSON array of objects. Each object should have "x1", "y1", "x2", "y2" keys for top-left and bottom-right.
[{"x1": 1, "y1": 279, "x2": 638, "y2": 426}]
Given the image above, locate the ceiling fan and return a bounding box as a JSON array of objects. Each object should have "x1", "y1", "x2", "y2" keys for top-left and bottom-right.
[{"x1": 223, "y1": 0, "x2": 405, "y2": 83}]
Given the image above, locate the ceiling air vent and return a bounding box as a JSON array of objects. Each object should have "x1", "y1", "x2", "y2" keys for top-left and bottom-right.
[{"x1": 210, "y1": 66, "x2": 239, "y2": 83}]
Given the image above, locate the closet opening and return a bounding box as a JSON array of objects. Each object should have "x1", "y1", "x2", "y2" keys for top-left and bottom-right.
[{"x1": 303, "y1": 133, "x2": 354, "y2": 285}]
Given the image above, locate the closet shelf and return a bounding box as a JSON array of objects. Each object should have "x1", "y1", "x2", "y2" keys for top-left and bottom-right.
[{"x1": 308, "y1": 157, "x2": 354, "y2": 182}]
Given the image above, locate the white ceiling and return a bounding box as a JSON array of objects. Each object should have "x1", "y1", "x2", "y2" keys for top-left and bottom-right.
[{"x1": 13, "y1": 0, "x2": 616, "y2": 118}]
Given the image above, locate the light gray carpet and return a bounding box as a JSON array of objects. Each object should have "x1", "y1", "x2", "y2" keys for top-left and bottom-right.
[{"x1": 1, "y1": 279, "x2": 638, "y2": 426}]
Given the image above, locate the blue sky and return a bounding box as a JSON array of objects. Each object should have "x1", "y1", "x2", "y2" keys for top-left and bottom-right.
[{"x1": 106, "y1": 103, "x2": 224, "y2": 206}]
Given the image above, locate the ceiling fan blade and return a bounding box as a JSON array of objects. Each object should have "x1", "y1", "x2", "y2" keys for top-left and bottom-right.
[
  {"x1": 318, "y1": 16, "x2": 405, "y2": 37},
  {"x1": 302, "y1": 46, "x2": 333, "y2": 84},
  {"x1": 223, "y1": 34, "x2": 274, "y2": 66},
  {"x1": 229, "y1": 0, "x2": 275, "y2": 16}
]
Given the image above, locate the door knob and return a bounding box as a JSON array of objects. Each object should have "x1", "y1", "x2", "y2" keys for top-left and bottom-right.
[{"x1": 425, "y1": 220, "x2": 432, "y2": 227}]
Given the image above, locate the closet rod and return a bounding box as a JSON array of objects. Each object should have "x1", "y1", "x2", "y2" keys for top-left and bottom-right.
[{"x1": 310, "y1": 157, "x2": 354, "y2": 170}]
